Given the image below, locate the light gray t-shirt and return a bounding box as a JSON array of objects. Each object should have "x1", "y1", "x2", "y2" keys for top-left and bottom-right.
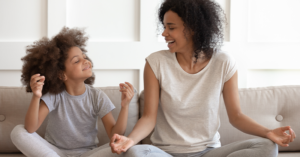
[
  {"x1": 146, "y1": 50, "x2": 237, "y2": 154},
  {"x1": 41, "y1": 84, "x2": 115, "y2": 150}
]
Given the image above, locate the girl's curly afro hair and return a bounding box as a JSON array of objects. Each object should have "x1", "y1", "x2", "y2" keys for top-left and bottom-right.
[
  {"x1": 21, "y1": 27, "x2": 95, "y2": 95},
  {"x1": 158, "y1": 0, "x2": 226, "y2": 60}
]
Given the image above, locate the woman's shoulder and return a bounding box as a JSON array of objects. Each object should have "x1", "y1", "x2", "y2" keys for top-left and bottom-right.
[
  {"x1": 147, "y1": 50, "x2": 172, "y2": 60},
  {"x1": 213, "y1": 51, "x2": 236, "y2": 63}
]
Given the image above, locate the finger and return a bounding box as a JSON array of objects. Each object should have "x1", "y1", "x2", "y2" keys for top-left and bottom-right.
[
  {"x1": 280, "y1": 143, "x2": 289, "y2": 147},
  {"x1": 125, "y1": 82, "x2": 134, "y2": 91},
  {"x1": 31, "y1": 83, "x2": 44, "y2": 91},
  {"x1": 110, "y1": 134, "x2": 119, "y2": 144},
  {"x1": 124, "y1": 82, "x2": 134, "y2": 92},
  {"x1": 31, "y1": 76, "x2": 45, "y2": 84},
  {"x1": 31, "y1": 74, "x2": 41, "y2": 80},
  {"x1": 32, "y1": 82, "x2": 44, "y2": 89},
  {"x1": 30, "y1": 74, "x2": 40, "y2": 84},
  {"x1": 39, "y1": 76, "x2": 46, "y2": 83},
  {"x1": 281, "y1": 126, "x2": 291, "y2": 132},
  {"x1": 289, "y1": 128, "x2": 296, "y2": 142},
  {"x1": 283, "y1": 135, "x2": 291, "y2": 144},
  {"x1": 122, "y1": 83, "x2": 131, "y2": 92}
]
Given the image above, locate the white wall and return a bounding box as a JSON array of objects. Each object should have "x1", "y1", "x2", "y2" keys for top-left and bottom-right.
[{"x1": 0, "y1": 0, "x2": 299, "y2": 93}]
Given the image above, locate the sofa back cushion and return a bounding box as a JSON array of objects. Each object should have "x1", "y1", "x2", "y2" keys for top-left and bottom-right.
[
  {"x1": 139, "y1": 85, "x2": 300, "y2": 151},
  {"x1": 0, "y1": 86, "x2": 139, "y2": 153}
]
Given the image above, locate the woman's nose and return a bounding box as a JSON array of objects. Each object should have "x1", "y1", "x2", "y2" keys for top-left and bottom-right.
[{"x1": 162, "y1": 29, "x2": 168, "y2": 37}]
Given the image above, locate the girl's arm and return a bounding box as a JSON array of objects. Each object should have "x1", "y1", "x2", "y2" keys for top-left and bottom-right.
[
  {"x1": 109, "y1": 61, "x2": 160, "y2": 154},
  {"x1": 223, "y1": 71, "x2": 296, "y2": 147},
  {"x1": 24, "y1": 74, "x2": 49, "y2": 133},
  {"x1": 102, "y1": 82, "x2": 134, "y2": 139}
]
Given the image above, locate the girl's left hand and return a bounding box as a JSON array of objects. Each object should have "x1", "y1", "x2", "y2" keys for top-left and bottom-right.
[
  {"x1": 119, "y1": 82, "x2": 134, "y2": 107},
  {"x1": 266, "y1": 126, "x2": 296, "y2": 147}
]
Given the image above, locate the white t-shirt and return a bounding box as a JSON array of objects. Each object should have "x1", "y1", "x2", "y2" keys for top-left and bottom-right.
[{"x1": 146, "y1": 50, "x2": 237, "y2": 154}]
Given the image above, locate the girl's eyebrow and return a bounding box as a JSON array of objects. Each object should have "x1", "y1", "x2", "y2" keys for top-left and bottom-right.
[{"x1": 70, "y1": 55, "x2": 79, "y2": 62}]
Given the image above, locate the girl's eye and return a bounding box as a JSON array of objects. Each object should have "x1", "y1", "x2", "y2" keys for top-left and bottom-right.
[
  {"x1": 169, "y1": 28, "x2": 174, "y2": 30},
  {"x1": 75, "y1": 60, "x2": 79, "y2": 63}
]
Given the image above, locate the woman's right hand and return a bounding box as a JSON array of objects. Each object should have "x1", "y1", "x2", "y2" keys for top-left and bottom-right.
[
  {"x1": 110, "y1": 134, "x2": 135, "y2": 154},
  {"x1": 30, "y1": 74, "x2": 45, "y2": 98}
]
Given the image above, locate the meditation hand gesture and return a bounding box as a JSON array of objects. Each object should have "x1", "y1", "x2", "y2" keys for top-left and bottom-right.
[
  {"x1": 119, "y1": 82, "x2": 134, "y2": 107},
  {"x1": 266, "y1": 126, "x2": 296, "y2": 147},
  {"x1": 30, "y1": 74, "x2": 45, "y2": 98},
  {"x1": 110, "y1": 134, "x2": 134, "y2": 154}
]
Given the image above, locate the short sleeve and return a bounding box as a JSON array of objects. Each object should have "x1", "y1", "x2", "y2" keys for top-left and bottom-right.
[
  {"x1": 97, "y1": 91, "x2": 115, "y2": 118},
  {"x1": 146, "y1": 51, "x2": 161, "y2": 80},
  {"x1": 224, "y1": 53, "x2": 237, "y2": 82},
  {"x1": 40, "y1": 92, "x2": 56, "y2": 112}
]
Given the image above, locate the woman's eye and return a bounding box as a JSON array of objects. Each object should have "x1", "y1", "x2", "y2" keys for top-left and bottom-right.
[
  {"x1": 169, "y1": 28, "x2": 174, "y2": 30},
  {"x1": 75, "y1": 60, "x2": 79, "y2": 63}
]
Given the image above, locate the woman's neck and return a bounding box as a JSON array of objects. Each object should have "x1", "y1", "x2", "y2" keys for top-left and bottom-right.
[
  {"x1": 176, "y1": 50, "x2": 210, "y2": 74},
  {"x1": 64, "y1": 81, "x2": 86, "y2": 96}
]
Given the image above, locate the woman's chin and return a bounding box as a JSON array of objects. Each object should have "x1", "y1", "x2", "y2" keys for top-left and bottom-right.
[{"x1": 168, "y1": 48, "x2": 176, "y2": 53}]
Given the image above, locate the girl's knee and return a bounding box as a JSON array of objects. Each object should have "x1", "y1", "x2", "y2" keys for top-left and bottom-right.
[{"x1": 10, "y1": 124, "x2": 27, "y2": 140}]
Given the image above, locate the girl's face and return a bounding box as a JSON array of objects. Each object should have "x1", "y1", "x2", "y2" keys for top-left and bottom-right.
[
  {"x1": 162, "y1": 10, "x2": 194, "y2": 53},
  {"x1": 63, "y1": 46, "x2": 92, "y2": 82}
]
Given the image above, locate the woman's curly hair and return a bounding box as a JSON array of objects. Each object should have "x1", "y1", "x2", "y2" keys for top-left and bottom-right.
[
  {"x1": 158, "y1": 0, "x2": 226, "y2": 60},
  {"x1": 21, "y1": 27, "x2": 95, "y2": 95}
]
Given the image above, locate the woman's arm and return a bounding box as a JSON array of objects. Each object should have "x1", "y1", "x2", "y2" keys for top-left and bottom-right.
[
  {"x1": 223, "y1": 71, "x2": 296, "y2": 147},
  {"x1": 24, "y1": 74, "x2": 49, "y2": 133},
  {"x1": 110, "y1": 61, "x2": 160, "y2": 154}
]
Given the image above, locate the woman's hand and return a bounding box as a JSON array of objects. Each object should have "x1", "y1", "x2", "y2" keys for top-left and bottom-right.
[
  {"x1": 30, "y1": 74, "x2": 45, "y2": 98},
  {"x1": 110, "y1": 134, "x2": 134, "y2": 154},
  {"x1": 119, "y1": 82, "x2": 134, "y2": 107},
  {"x1": 266, "y1": 126, "x2": 296, "y2": 147}
]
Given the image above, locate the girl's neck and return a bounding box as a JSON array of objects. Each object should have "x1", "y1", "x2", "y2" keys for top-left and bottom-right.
[{"x1": 64, "y1": 81, "x2": 86, "y2": 96}]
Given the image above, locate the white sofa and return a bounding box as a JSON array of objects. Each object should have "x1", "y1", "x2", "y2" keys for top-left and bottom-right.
[{"x1": 0, "y1": 85, "x2": 299, "y2": 156}]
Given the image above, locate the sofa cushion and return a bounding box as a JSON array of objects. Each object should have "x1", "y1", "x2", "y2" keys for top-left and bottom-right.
[
  {"x1": 0, "y1": 86, "x2": 139, "y2": 153},
  {"x1": 139, "y1": 85, "x2": 300, "y2": 152},
  {"x1": 219, "y1": 85, "x2": 300, "y2": 151}
]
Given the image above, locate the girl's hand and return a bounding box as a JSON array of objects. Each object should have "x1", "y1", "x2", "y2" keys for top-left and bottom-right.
[
  {"x1": 266, "y1": 126, "x2": 296, "y2": 147},
  {"x1": 119, "y1": 82, "x2": 134, "y2": 107},
  {"x1": 110, "y1": 134, "x2": 134, "y2": 154},
  {"x1": 30, "y1": 74, "x2": 45, "y2": 98}
]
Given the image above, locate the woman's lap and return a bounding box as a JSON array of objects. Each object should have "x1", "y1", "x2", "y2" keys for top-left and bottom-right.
[{"x1": 124, "y1": 138, "x2": 278, "y2": 157}]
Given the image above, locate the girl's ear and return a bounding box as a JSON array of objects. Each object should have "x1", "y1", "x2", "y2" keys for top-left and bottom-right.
[{"x1": 58, "y1": 71, "x2": 67, "y2": 81}]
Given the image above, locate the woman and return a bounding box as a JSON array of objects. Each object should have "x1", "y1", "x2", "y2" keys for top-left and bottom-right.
[{"x1": 110, "y1": 0, "x2": 296, "y2": 156}]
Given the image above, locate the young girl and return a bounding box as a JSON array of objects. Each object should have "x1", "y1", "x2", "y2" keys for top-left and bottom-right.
[{"x1": 11, "y1": 27, "x2": 134, "y2": 157}]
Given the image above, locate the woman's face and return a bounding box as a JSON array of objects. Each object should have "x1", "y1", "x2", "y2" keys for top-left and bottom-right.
[
  {"x1": 162, "y1": 10, "x2": 194, "y2": 53},
  {"x1": 63, "y1": 46, "x2": 93, "y2": 82}
]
